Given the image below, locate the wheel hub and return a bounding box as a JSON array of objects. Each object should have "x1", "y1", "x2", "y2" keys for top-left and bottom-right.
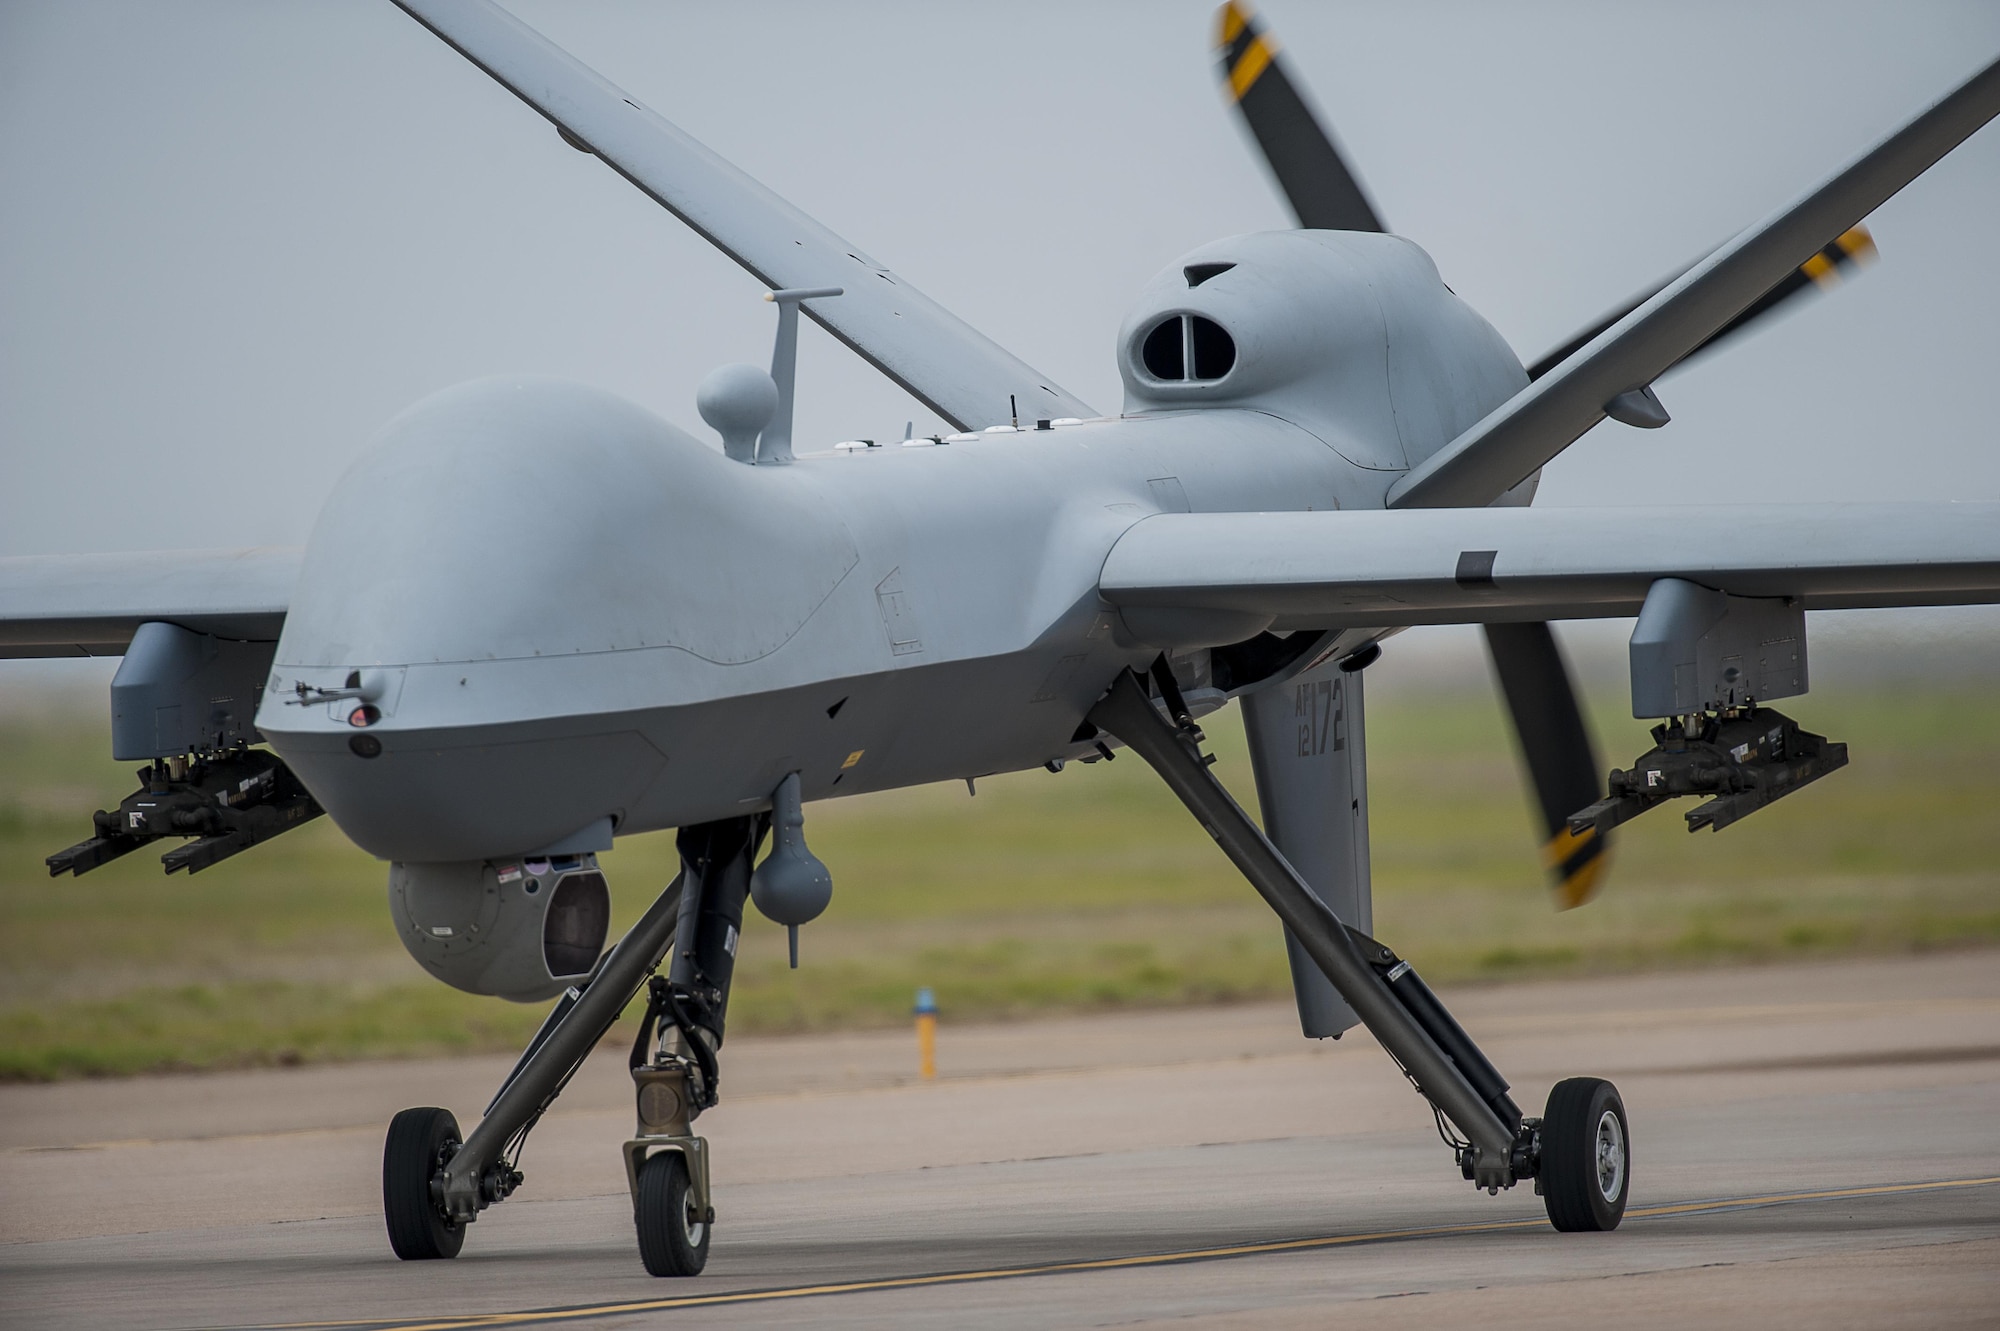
[{"x1": 1595, "y1": 1108, "x2": 1626, "y2": 1201}]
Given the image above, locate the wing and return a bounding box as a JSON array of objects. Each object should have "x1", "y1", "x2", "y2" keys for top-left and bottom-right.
[
  {"x1": 1390, "y1": 54, "x2": 2000, "y2": 510},
  {"x1": 0, "y1": 548, "x2": 297, "y2": 658},
  {"x1": 1521, "y1": 226, "x2": 1877, "y2": 383},
  {"x1": 1098, "y1": 504, "x2": 2000, "y2": 639},
  {"x1": 391, "y1": 0, "x2": 1093, "y2": 432}
]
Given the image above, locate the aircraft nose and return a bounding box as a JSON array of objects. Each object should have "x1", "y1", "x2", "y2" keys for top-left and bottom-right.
[
  {"x1": 266, "y1": 374, "x2": 855, "y2": 672},
  {"x1": 253, "y1": 374, "x2": 856, "y2": 861}
]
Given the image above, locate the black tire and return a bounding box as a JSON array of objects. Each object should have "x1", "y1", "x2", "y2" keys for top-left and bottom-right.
[
  {"x1": 383, "y1": 1107, "x2": 466, "y2": 1260},
  {"x1": 1539, "y1": 1077, "x2": 1629, "y2": 1232},
  {"x1": 636, "y1": 1151, "x2": 710, "y2": 1277}
]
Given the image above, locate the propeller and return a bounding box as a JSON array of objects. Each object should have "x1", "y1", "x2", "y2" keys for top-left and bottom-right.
[
  {"x1": 1525, "y1": 225, "x2": 1876, "y2": 381},
  {"x1": 1212, "y1": 0, "x2": 1613, "y2": 907},
  {"x1": 1215, "y1": 0, "x2": 1383, "y2": 233},
  {"x1": 1482, "y1": 624, "x2": 1611, "y2": 909}
]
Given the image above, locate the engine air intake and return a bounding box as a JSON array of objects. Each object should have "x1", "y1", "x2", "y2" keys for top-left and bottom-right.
[{"x1": 1139, "y1": 315, "x2": 1236, "y2": 383}]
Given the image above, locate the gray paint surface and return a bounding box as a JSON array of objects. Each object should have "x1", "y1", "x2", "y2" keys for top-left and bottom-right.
[
  {"x1": 5, "y1": 3, "x2": 1999, "y2": 571},
  {"x1": 1242, "y1": 656, "x2": 1371, "y2": 1039},
  {"x1": 252, "y1": 375, "x2": 1362, "y2": 860},
  {"x1": 0, "y1": 5, "x2": 1993, "y2": 887},
  {"x1": 108, "y1": 621, "x2": 271, "y2": 760},
  {"x1": 1628, "y1": 579, "x2": 1809, "y2": 718},
  {"x1": 1392, "y1": 54, "x2": 2000, "y2": 510},
  {"x1": 1100, "y1": 503, "x2": 2000, "y2": 632},
  {"x1": 0, "y1": 1, "x2": 1995, "y2": 1282},
  {"x1": 0, "y1": 0, "x2": 1993, "y2": 872},
  {"x1": 389, "y1": 0, "x2": 1093, "y2": 433},
  {"x1": 0, "y1": 548, "x2": 296, "y2": 656}
]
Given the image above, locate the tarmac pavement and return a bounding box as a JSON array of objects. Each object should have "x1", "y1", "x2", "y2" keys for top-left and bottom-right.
[{"x1": 3, "y1": 951, "x2": 1997, "y2": 1329}]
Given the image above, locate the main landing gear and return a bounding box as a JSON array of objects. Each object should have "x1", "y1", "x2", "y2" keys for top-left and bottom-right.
[
  {"x1": 1087, "y1": 669, "x2": 1630, "y2": 1230},
  {"x1": 383, "y1": 1106, "x2": 466, "y2": 1260},
  {"x1": 380, "y1": 816, "x2": 764, "y2": 1274},
  {"x1": 1540, "y1": 1077, "x2": 1630, "y2": 1231}
]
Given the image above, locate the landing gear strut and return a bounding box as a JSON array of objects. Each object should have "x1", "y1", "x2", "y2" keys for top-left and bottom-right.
[
  {"x1": 1088, "y1": 668, "x2": 1630, "y2": 1228},
  {"x1": 625, "y1": 978, "x2": 717, "y2": 1276},
  {"x1": 379, "y1": 815, "x2": 765, "y2": 1273}
]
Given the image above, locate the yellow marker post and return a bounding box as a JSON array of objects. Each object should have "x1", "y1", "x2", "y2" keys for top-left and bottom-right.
[{"x1": 914, "y1": 987, "x2": 938, "y2": 1080}]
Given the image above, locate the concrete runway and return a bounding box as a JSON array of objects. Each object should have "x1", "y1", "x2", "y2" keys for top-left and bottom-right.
[{"x1": 4, "y1": 952, "x2": 1998, "y2": 1329}]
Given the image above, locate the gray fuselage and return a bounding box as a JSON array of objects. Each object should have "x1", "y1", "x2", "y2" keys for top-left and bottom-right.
[{"x1": 254, "y1": 231, "x2": 1527, "y2": 863}]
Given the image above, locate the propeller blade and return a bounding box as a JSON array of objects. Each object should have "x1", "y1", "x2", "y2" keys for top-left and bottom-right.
[
  {"x1": 1207, "y1": 5, "x2": 1610, "y2": 909},
  {"x1": 1526, "y1": 226, "x2": 1877, "y2": 381},
  {"x1": 1482, "y1": 622, "x2": 1612, "y2": 909},
  {"x1": 1214, "y1": 2, "x2": 1385, "y2": 233}
]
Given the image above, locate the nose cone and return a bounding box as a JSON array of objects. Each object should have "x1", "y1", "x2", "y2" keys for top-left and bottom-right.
[
  {"x1": 270, "y1": 375, "x2": 851, "y2": 669},
  {"x1": 258, "y1": 376, "x2": 858, "y2": 861}
]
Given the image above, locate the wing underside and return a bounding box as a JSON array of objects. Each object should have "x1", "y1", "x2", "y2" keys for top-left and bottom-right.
[
  {"x1": 0, "y1": 549, "x2": 297, "y2": 658},
  {"x1": 1098, "y1": 504, "x2": 2000, "y2": 633}
]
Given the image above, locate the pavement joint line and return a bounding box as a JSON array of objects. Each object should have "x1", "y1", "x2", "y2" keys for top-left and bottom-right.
[
  {"x1": 27, "y1": 1037, "x2": 2000, "y2": 1157},
  {"x1": 211, "y1": 1174, "x2": 2000, "y2": 1331}
]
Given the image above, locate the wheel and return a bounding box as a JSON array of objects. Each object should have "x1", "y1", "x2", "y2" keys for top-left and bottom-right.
[
  {"x1": 1539, "y1": 1077, "x2": 1629, "y2": 1232},
  {"x1": 635, "y1": 1151, "x2": 710, "y2": 1277},
  {"x1": 383, "y1": 1107, "x2": 466, "y2": 1260}
]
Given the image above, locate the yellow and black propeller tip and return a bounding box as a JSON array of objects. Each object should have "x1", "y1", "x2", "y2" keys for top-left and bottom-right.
[
  {"x1": 1216, "y1": 1, "x2": 1275, "y2": 103},
  {"x1": 1212, "y1": 1, "x2": 1385, "y2": 234},
  {"x1": 1714, "y1": 224, "x2": 1877, "y2": 342},
  {"x1": 1501, "y1": 240, "x2": 1880, "y2": 897},
  {"x1": 1543, "y1": 824, "x2": 1611, "y2": 912},
  {"x1": 1483, "y1": 622, "x2": 1614, "y2": 911},
  {"x1": 1526, "y1": 224, "x2": 1879, "y2": 381},
  {"x1": 1804, "y1": 225, "x2": 1879, "y2": 285}
]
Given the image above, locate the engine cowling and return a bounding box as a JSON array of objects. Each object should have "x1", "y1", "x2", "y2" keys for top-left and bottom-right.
[
  {"x1": 1115, "y1": 231, "x2": 1526, "y2": 473},
  {"x1": 389, "y1": 855, "x2": 612, "y2": 1002}
]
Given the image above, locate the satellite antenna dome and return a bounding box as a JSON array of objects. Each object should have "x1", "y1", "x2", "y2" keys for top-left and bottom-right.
[{"x1": 697, "y1": 363, "x2": 780, "y2": 463}]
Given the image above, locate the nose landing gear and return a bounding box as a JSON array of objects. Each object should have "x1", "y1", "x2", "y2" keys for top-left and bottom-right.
[
  {"x1": 636, "y1": 1150, "x2": 711, "y2": 1277},
  {"x1": 622, "y1": 977, "x2": 721, "y2": 1277},
  {"x1": 378, "y1": 814, "x2": 764, "y2": 1275}
]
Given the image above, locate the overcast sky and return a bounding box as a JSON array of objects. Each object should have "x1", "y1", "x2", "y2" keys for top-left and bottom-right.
[{"x1": 3, "y1": 2, "x2": 1997, "y2": 579}]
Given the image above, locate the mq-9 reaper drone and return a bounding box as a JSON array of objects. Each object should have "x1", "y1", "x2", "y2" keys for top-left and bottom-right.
[{"x1": 6, "y1": 0, "x2": 2000, "y2": 1279}]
